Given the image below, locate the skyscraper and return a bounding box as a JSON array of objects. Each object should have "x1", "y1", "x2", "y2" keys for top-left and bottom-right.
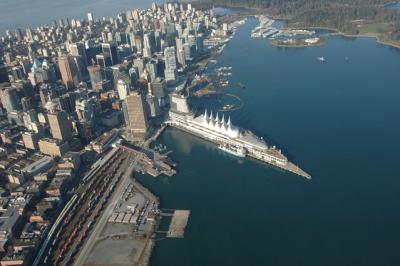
[
  {"x1": 69, "y1": 42, "x2": 89, "y2": 77},
  {"x1": 96, "y1": 53, "x2": 112, "y2": 68},
  {"x1": 58, "y1": 55, "x2": 81, "y2": 89},
  {"x1": 117, "y1": 79, "x2": 130, "y2": 100},
  {"x1": 123, "y1": 91, "x2": 149, "y2": 141},
  {"x1": 48, "y1": 110, "x2": 72, "y2": 141},
  {"x1": 101, "y1": 42, "x2": 119, "y2": 65},
  {"x1": 143, "y1": 33, "x2": 153, "y2": 58},
  {"x1": 0, "y1": 63, "x2": 9, "y2": 83},
  {"x1": 87, "y1": 12, "x2": 94, "y2": 24},
  {"x1": 0, "y1": 84, "x2": 21, "y2": 113},
  {"x1": 87, "y1": 65, "x2": 103, "y2": 88},
  {"x1": 164, "y1": 46, "x2": 177, "y2": 70},
  {"x1": 151, "y1": 77, "x2": 167, "y2": 106},
  {"x1": 146, "y1": 60, "x2": 158, "y2": 81}
]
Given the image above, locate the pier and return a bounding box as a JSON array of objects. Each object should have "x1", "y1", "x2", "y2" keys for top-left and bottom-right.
[
  {"x1": 144, "y1": 124, "x2": 167, "y2": 148},
  {"x1": 166, "y1": 210, "x2": 191, "y2": 238},
  {"x1": 166, "y1": 122, "x2": 311, "y2": 180}
]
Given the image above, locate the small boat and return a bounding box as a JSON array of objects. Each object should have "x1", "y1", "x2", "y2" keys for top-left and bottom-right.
[{"x1": 317, "y1": 56, "x2": 326, "y2": 62}]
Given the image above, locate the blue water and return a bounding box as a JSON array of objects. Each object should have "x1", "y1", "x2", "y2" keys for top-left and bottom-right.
[
  {"x1": 386, "y1": 1, "x2": 400, "y2": 11},
  {"x1": 0, "y1": 0, "x2": 163, "y2": 35},
  {"x1": 136, "y1": 17, "x2": 400, "y2": 266}
]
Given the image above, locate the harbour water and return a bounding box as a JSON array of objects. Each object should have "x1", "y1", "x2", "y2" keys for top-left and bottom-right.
[
  {"x1": 136, "y1": 17, "x2": 400, "y2": 266},
  {"x1": 0, "y1": 0, "x2": 165, "y2": 35}
]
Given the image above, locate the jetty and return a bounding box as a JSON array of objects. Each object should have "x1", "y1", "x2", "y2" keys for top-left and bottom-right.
[{"x1": 166, "y1": 210, "x2": 191, "y2": 238}]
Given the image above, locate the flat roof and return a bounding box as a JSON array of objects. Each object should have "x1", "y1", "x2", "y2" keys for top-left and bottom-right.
[{"x1": 21, "y1": 156, "x2": 53, "y2": 174}]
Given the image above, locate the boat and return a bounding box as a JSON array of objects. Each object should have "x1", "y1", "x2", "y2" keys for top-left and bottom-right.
[
  {"x1": 222, "y1": 104, "x2": 233, "y2": 111},
  {"x1": 317, "y1": 56, "x2": 326, "y2": 62},
  {"x1": 218, "y1": 144, "x2": 246, "y2": 158}
]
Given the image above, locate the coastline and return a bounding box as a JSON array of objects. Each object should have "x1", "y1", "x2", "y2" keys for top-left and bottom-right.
[
  {"x1": 279, "y1": 25, "x2": 400, "y2": 50},
  {"x1": 206, "y1": 3, "x2": 400, "y2": 50},
  {"x1": 270, "y1": 39, "x2": 325, "y2": 48}
]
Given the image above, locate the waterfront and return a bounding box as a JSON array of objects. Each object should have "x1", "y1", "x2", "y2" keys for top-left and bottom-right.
[{"x1": 136, "y1": 17, "x2": 400, "y2": 266}]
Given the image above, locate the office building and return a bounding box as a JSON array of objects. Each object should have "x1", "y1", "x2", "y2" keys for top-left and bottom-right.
[
  {"x1": 164, "y1": 46, "x2": 177, "y2": 70},
  {"x1": 58, "y1": 55, "x2": 81, "y2": 89},
  {"x1": 0, "y1": 63, "x2": 9, "y2": 83},
  {"x1": 0, "y1": 84, "x2": 21, "y2": 113},
  {"x1": 101, "y1": 42, "x2": 118, "y2": 65},
  {"x1": 38, "y1": 138, "x2": 70, "y2": 157},
  {"x1": 47, "y1": 110, "x2": 72, "y2": 141},
  {"x1": 87, "y1": 65, "x2": 103, "y2": 88},
  {"x1": 123, "y1": 91, "x2": 149, "y2": 141}
]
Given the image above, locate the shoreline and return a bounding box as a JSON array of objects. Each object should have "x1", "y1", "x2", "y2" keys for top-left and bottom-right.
[
  {"x1": 270, "y1": 39, "x2": 325, "y2": 48},
  {"x1": 209, "y1": 4, "x2": 400, "y2": 50}
]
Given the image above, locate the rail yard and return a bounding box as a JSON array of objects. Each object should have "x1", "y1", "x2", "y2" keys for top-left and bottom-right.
[
  {"x1": 33, "y1": 146, "x2": 129, "y2": 266},
  {"x1": 32, "y1": 140, "x2": 187, "y2": 266}
]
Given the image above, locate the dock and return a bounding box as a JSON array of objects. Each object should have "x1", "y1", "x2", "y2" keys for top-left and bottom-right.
[
  {"x1": 166, "y1": 210, "x2": 190, "y2": 238},
  {"x1": 283, "y1": 162, "x2": 312, "y2": 180},
  {"x1": 144, "y1": 124, "x2": 167, "y2": 147}
]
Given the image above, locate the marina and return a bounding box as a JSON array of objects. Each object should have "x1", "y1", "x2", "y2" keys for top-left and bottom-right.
[{"x1": 251, "y1": 15, "x2": 324, "y2": 47}]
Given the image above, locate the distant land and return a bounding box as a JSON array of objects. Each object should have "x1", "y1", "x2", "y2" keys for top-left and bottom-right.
[{"x1": 196, "y1": 0, "x2": 400, "y2": 48}]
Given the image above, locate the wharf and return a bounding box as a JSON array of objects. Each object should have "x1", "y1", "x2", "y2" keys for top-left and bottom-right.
[
  {"x1": 166, "y1": 123, "x2": 311, "y2": 180},
  {"x1": 144, "y1": 124, "x2": 167, "y2": 148},
  {"x1": 166, "y1": 210, "x2": 191, "y2": 238}
]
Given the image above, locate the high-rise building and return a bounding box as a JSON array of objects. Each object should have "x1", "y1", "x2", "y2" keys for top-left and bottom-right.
[
  {"x1": 177, "y1": 48, "x2": 186, "y2": 66},
  {"x1": 0, "y1": 84, "x2": 21, "y2": 113},
  {"x1": 87, "y1": 12, "x2": 94, "y2": 24},
  {"x1": 75, "y1": 98, "x2": 95, "y2": 121},
  {"x1": 87, "y1": 65, "x2": 103, "y2": 88},
  {"x1": 146, "y1": 83, "x2": 160, "y2": 118},
  {"x1": 143, "y1": 33, "x2": 153, "y2": 58},
  {"x1": 22, "y1": 132, "x2": 40, "y2": 150},
  {"x1": 58, "y1": 55, "x2": 81, "y2": 89},
  {"x1": 117, "y1": 79, "x2": 130, "y2": 100},
  {"x1": 123, "y1": 91, "x2": 149, "y2": 141},
  {"x1": 0, "y1": 63, "x2": 9, "y2": 83},
  {"x1": 151, "y1": 77, "x2": 167, "y2": 106},
  {"x1": 69, "y1": 42, "x2": 89, "y2": 77},
  {"x1": 56, "y1": 93, "x2": 76, "y2": 113},
  {"x1": 164, "y1": 46, "x2": 177, "y2": 70},
  {"x1": 101, "y1": 42, "x2": 119, "y2": 65},
  {"x1": 146, "y1": 61, "x2": 158, "y2": 81},
  {"x1": 133, "y1": 58, "x2": 146, "y2": 76},
  {"x1": 47, "y1": 110, "x2": 72, "y2": 141},
  {"x1": 183, "y1": 43, "x2": 194, "y2": 61},
  {"x1": 164, "y1": 68, "x2": 177, "y2": 83},
  {"x1": 38, "y1": 138, "x2": 70, "y2": 157},
  {"x1": 196, "y1": 34, "x2": 204, "y2": 53},
  {"x1": 110, "y1": 65, "x2": 128, "y2": 89},
  {"x1": 96, "y1": 53, "x2": 112, "y2": 68}
]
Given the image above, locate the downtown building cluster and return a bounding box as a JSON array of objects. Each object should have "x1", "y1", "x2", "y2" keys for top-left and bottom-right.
[{"x1": 0, "y1": 2, "x2": 228, "y2": 264}]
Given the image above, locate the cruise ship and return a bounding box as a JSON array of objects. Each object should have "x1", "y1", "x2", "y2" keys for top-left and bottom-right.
[{"x1": 166, "y1": 93, "x2": 311, "y2": 179}]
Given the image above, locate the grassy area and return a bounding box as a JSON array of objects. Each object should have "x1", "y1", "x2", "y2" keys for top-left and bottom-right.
[{"x1": 357, "y1": 22, "x2": 394, "y2": 35}]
